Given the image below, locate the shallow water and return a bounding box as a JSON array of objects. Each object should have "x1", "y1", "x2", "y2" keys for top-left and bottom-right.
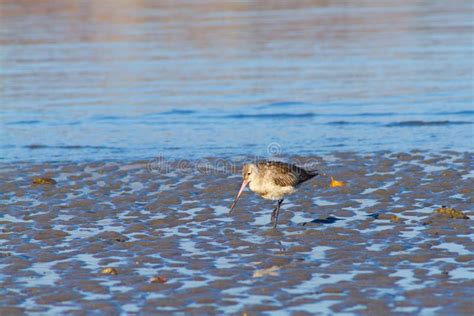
[
  {"x1": 0, "y1": 152, "x2": 473, "y2": 314},
  {"x1": 1, "y1": 0, "x2": 473, "y2": 162}
]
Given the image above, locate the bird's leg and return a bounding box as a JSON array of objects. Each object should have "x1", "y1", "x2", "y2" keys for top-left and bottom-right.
[
  {"x1": 271, "y1": 199, "x2": 282, "y2": 222},
  {"x1": 272, "y1": 199, "x2": 284, "y2": 228},
  {"x1": 271, "y1": 205, "x2": 278, "y2": 222}
]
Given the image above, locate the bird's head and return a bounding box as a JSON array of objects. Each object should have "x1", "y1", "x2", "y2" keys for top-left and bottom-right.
[
  {"x1": 242, "y1": 163, "x2": 258, "y2": 183},
  {"x1": 229, "y1": 163, "x2": 258, "y2": 214}
]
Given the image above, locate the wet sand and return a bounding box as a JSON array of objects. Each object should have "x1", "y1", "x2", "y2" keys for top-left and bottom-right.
[{"x1": 0, "y1": 151, "x2": 473, "y2": 314}]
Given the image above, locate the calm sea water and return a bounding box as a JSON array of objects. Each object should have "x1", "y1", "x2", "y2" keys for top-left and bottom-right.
[{"x1": 1, "y1": 0, "x2": 473, "y2": 162}]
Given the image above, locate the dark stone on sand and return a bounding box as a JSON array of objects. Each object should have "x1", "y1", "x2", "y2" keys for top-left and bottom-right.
[{"x1": 94, "y1": 231, "x2": 129, "y2": 242}]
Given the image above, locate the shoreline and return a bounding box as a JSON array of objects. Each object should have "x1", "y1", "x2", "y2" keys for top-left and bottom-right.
[{"x1": 1, "y1": 148, "x2": 472, "y2": 166}]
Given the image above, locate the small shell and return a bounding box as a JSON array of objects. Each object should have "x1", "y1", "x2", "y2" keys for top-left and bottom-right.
[
  {"x1": 149, "y1": 276, "x2": 167, "y2": 283},
  {"x1": 100, "y1": 267, "x2": 118, "y2": 275}
]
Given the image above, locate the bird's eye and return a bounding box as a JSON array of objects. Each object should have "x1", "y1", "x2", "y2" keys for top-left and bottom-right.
[{"x1": 247, "y1": 172, "x2": 251, "y2": 175}]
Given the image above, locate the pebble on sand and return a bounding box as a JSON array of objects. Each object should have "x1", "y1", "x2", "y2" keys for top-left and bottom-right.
[
  {"x1": 149, "y1": 276, "x2": 168, "y2": 284},
  {"x1": 100, "y1": 267, "x2": 118, "y2": 275}
]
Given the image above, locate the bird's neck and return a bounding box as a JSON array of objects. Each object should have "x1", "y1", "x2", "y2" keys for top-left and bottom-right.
[{"x1": 249, "y1": 177, "x2": 265, "y2": 194}]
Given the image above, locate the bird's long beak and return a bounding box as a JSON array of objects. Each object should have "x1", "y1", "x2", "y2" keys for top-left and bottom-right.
[{"x1": 229, "y1": 180, "x2": 249, "y2": 214}]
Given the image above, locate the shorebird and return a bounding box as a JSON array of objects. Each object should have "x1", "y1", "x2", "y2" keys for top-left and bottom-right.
[{"x1": 229, "y1": 161, "x2": 318, "y2": 228}]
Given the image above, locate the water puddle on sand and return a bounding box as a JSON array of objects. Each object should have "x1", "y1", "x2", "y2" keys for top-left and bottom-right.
[
  {"x1": 17, "y1": 261, "x2": 63, "y2": 287},
  {"x1": 253, "y1": 211, "x2": 271, "y2": 226},
  {"x1": 179, "y1": 239, "x2": 201, "y2": 257},
  {"x1": 361, "y1": 180, "x2": 396, "y2": 195},
  {"x1": 211, "y1": 205, "x2": 229, "y2": 216},
  {"x1": 284, "y1": 271, "x2": 368, "y2": 294},
  {"x1": 309, "y1": 246, "x2": 334, "y2": 260},
  {"x1": 461, "y1": 169, "x2": 474, "y2": 180},
  {"x1": 288, "y1": 299, "x2": 347, "y2": 315},
  {"x1": 366, "y1": 244, "x2": 385, "y2": 252},
  {"x1": 390, "y1": 269, "x2": 432, "y2": 291},
  {"x1": 449, "y1": 267, "x2": 474, "y2": 280},
  {"x1": 74, "y1": 253, "x2": 102, "y2": 271},
  {"x1": 220, "y1": 287, "x2": 279, "y2": 314},
  {"x1": 0, "y1": 214, "x2": 34, "y2": 223},
  {"x1": 178, "y1": 207, "x2": 204, "y2": 220},
  {"x1": 214, "y1": 256, "x2": 239, "y2": 269},
  {"x1": 432, "y1": 242, "x2": 470, "y2": 255},
  {"x1": 291, "y1": 213, "x2": 313, "y2": 224}
]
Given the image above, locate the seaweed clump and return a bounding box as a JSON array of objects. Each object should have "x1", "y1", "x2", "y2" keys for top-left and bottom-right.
[
  {"x1": 32, "y1": 177, "x2": 57, "y2": 185},
  {"x1": 435, "y1": 206, "x2": 469, "y2": 219}
]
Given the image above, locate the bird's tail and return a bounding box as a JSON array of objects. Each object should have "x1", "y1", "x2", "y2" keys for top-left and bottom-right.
[
  {"x1": 309, "y1": 169, "x2": 319, "y2": 176},
  {"x1": 302, "y1": 168, "x2": 319, "y2": 182}
]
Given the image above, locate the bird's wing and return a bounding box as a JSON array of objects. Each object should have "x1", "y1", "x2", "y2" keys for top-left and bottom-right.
[
  {"x1": 273, "y1": 171, "x2": 300, "y2": 187},
  {"x1": 258, "y1": 161, "x2": 315, "y2": 187}
]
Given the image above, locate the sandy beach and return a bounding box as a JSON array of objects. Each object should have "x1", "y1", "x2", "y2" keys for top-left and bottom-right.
[{"x1": 1, "y1": 151, "x2": 472, "y2": 314}]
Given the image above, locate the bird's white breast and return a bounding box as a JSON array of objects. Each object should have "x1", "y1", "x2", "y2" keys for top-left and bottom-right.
[{"x1": 249, "y1": 178, "x2": 295, "y2": 200}]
